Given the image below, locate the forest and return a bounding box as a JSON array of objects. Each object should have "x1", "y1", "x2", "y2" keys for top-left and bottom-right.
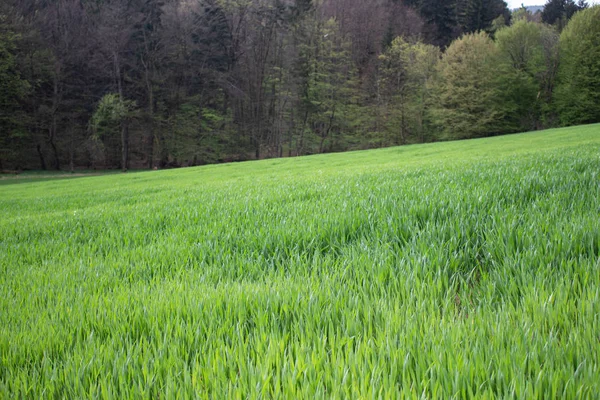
[{"x1": 0, "y1": 0, "x2": 598, "y2": 171}]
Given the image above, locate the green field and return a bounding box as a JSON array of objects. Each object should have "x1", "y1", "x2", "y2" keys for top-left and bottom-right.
[{"x1": 1, "y1": 125, "x2": 599, "y2": 398}]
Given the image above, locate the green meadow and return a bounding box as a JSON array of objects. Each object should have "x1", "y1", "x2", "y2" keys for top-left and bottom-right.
[{"x1": 1, "y1": 124, "x2": 599, "y2": 398}]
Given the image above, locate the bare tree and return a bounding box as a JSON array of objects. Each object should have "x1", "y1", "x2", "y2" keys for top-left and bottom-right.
[
  {"x1": 89, "y1": 0, "x2": 141, "y2": 171},
  {"x1": 31, "y1": 0, "x2": 90, "y2": 170}
]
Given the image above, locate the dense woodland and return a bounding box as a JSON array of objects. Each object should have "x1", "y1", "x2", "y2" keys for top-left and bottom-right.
[{"x1": 0, "y1": 0, "x2": 598, "y2": 171}]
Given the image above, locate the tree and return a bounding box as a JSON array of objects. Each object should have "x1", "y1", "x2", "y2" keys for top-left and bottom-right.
[
  {"x1": 377, "y1": 37, "x2": 439, "y2": 145},
  {"x1": 0, "y1": 13, "x2": 30, "y2": 170},
  {"x1": 495, "y1": 20, "x2": 559, "y2": 130},
  {"x1": 434, "y1": 32, "x2": 506, "y2": 139},
  {"x1": 378, "y1": 37, "x2": 413, "y2": 145},
  {"x1": 22, "y1": 0, "x2": 93, "y2": 171},
  {"x1": 90, "y1": 0, "x2": 141, "y2": 171},
  {"x1": 512, "y1": 5, "x2": 542, "y2": 23},
  {"x1": 8, "y1": 0, "x2": 593, "y2": 171},
  {"x1": 298, "y1": 18, "x2": 360, "y2": 154},
  {"x1": 131, "y1": 0, "x2": 165, "y2": 169},
  {"x1": 321, "y1": 0, "x2": 423, "y2": 76},
  {"x1": 418, "y1": 0, "x2": 459, "y2": 47},
  {"x1": 408, "y1": 41, "x2": 440, "y2": 142},
  {"x1": 229, "y1": 0, "x2": 288, "y2": 159},
  {"x1": 541, "y1": 0, "x2": 588, "y2": 30},
  {"x1": 91, "y1": 93, "x2": 137, "y2": 171},
  {"x1": 555, "y1": 5, "x2": 600, "y2": 125},
  {"x1": 455, "y1": 0, "x2": 511, "y2": 35},
  {"x1": 158, "y1": 0, "x2": 234, "y2": 166}
]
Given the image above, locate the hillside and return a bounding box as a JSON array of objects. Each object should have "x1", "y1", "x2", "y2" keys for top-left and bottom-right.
[
  {"x1": 1, "y1": 124, "x2": 599, "y2": 397},
  {"x1": 513, "y1": 5, "x2": 543, "y2": 13}
]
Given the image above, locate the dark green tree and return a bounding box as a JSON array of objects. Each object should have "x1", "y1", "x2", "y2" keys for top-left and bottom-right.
[
  {"x1": 418, "y1": 0, "x2": 458, "y2": 47},
  {"x1": 541, "y1": 0, "x2": 587, "y2": 30},
  {"x1": 455, "y1": 0, "x2": 511, "y2": 35},
  {"x1": 0, "y1": 14, "x2": 30, "y2": 170}
]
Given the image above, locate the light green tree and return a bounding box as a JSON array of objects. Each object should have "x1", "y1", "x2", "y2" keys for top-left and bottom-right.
[
  {"x1": 91, "y1": 93, "x2": 136, "y2": 171},
  {"x1": 434, "y1": 32, "x2": 506, "y2": 139},
  {"x1": 406, "y1": 41, "x2": 440, "y2": 143},
  {"x1": 378, "y1": 37, "x2": 440, "y2": 144},
  {"x1": 378, "y1": 37, "x2": 412, "y2": 145},
  {"x1": 555, "y1": 6, "x2": 600, "y2": 125}
]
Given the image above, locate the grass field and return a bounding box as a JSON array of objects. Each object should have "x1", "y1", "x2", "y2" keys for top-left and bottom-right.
[{"x1": 1, "y1": 124, "x2": 599, "y2": 398}]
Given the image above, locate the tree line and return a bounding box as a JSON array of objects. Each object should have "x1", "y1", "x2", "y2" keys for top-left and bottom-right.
[{"x1": 0, "y1": 0, "x2": 598, "y2": 171}]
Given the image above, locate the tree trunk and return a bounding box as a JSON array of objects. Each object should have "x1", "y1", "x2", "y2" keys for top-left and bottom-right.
[
  {"x1": 69, "y1": 147, "x2": 74, "y2": 173},
  {"x1": 146, "y1": 98, "x2": 154, "y2": 169},
  {"x1": 297, "y1": 110, "x2": 309, "y2": 156},
  {"x1": 159, "y1": 133, "x2": 168, "y2": 168},
  {"x1": 146, "y1": 80, "x2": 154, "y2": 169},
  {"x1": 121, "y1": 122, "x2": 129, "y2": 172},
  {"x1": 114, "y1": 52, "x2": 128, "y2": 172},
  {"x1": 147, "y1": 131, "x2": 154, "y2": 169},
  {"x1": 51, "y1": 73, "x2": 61, "y2": 170},
  {"x1": 255, "y1": 134, "x2": 261, "y2": 160},
  {"x1": 288, "y1": 107, "x2": 295, "y2": 157},
  {"x1": 399, "y1": 95, "x2": 406, "y2": 145},
  {"x1": 69, "y1": 126, "x2": 75, "y2": 173},
  {"x1": 319, "y1": 134, "x2": 326, "y2": 153},
  {"x1": 141, "y1": 33, "x2": 155, "y2": 170},
  {"x1": 37, "y1": 144, "x2": 47, "y2": 170},
  {"x1": 319, "y1": 107, "x2": 336, "y2": 153},
  {"x1": 49, "y1": 126, "x2": 60, "y2": 170}
]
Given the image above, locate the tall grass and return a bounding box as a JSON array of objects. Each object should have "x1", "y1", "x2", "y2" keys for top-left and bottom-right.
[{"x1": 1, "y1": 124, "x2": 599, "y2": 398}]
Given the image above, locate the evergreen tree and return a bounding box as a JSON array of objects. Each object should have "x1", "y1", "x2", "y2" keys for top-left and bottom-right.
[
  {"x1": 0, "y1": 14, "x2": 30, "y2": 170},
  {"x1": 418, "y1": 0, "x2": 458, "y2": 47},
  {"x1": 300, "y1": 19, "x2": 360, "y2": 153},
  {"x1": 456, "y1": 0, "x2": 510, "y2": 35},
  {"x1": 542, "y1": 0, "x2": 587, "y2": 30}
]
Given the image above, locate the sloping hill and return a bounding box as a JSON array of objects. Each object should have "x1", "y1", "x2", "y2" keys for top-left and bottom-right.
[
  {"x1": 526, "y1": 5, "x2": 543, "y2": 13},
  {"x1": 1, "y1": 124, "x2": 599, "y2": 397},
  {"x1": 511, "y1": 5, "x2": 543, "y2": 13}
]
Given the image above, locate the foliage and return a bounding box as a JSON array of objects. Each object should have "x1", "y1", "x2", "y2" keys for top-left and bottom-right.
[
  {"x1": 164, "y1": 100, "x2": 227, "y2": 166},
  {"x1": 378, "y1": 37, "x2": 440, "y2": 144},
  {"x1": 417, "y1": 0, "x2": 459, "y2": 47},
  {"x1": 495, "y1": 20, "x2": 559, "y2": 131},
  {"x1": 90, "y1": 93, "x2": 137, "y2": 169},
  {"x1": 0, "y1": 15, "x2": 30, "y2": 168},
  {"x1": 91, "y1": 94, "x2": 136, "y2": 139},
  {"x1": 1, "y1": 0, "x2": 598, "y2": 169},
  {"x1": 555, "y1": 6, "x2": 600, "y2": 125},
  {"x1": 541, "y1": 0, "x2": 588, "y2": 30},
  {"x1": 298, "y1": 18, "x2": 360, "y2": 154},
  {"x1": 1, "y1": 125, "x2": 600, "y2": 396},
  {"x1": 434, "y1": 32, "x2": 506, "y2": 139},
  {"x1": 455, "y1": 0, "x2": 511, "y2": 35}
]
